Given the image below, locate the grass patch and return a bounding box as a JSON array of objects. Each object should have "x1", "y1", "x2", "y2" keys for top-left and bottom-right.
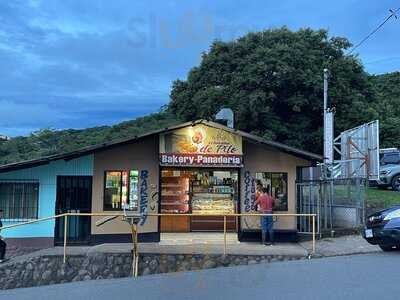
[{"x1": 367, "y1": 187, "x2": 400, "y2": 208}]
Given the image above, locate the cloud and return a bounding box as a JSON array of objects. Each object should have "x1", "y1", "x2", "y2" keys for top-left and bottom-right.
[
  {"x1": 0, "y1": 2, "x2": 177, "y2": 136},
  {"x1": 0, "y1": 99, "x2": 65, "y2": 127}
]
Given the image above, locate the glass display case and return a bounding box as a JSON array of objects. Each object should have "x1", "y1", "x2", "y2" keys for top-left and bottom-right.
[
  {"x1": 190, "y1": 170, "x2": 237, "y2": 231},
  {"x1": 191, "y1": 171, "x2": 236, "y2": 213},
  {"x1": 191, "y1": 193, "x2": 235, "y2": 214}
]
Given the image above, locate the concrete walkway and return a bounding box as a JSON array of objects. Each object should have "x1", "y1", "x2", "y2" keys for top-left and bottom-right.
[
  {"x1": 91, "y1": 234, "x2": 381, "y2": 257},
  {"x1": 301, "y1": 235, "x2": 381, "y2": 257}
]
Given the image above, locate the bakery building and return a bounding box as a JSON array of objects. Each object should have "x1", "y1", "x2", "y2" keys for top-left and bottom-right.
[{"x1": 0, "y1": 120, "x2": 321, "y2": 246}]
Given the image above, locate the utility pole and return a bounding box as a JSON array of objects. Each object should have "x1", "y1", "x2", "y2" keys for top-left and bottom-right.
[
  {"x1": 323, "y1": 68, "x2": 334, "y2": 180},
  {"x1": 323, "y1": 68, "x2": 329, "y2": 165}
]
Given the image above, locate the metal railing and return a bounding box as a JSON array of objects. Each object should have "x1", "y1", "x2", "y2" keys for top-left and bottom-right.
[{"x1": 0, "y1": 212, "x2": 317, "y2": 277}]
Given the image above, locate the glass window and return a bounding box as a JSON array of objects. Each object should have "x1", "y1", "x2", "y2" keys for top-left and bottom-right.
[
  {"x1": 104, "y1": 170, "x2": 139, "y2": 210},
  {"x1": 0, "y1": 182, "x2": 39, "y2": 220},
  {"x1": 255, "y1": 172, "x2": 288, "y2": 211}
]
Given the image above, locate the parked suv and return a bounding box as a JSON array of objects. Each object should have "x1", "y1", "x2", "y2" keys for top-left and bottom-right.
[{"x1": 371, "y1": 151, "x2": 400, "y2": 191}]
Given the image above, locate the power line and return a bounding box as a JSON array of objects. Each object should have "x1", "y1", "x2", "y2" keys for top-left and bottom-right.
[{"x1": 348, "y1": 8, "x2": 399, "y2": 55}]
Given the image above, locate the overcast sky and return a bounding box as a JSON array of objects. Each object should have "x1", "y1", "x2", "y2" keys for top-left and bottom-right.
[{"x1": 1, "y1": 0, "x2": 399, "y2": 137}]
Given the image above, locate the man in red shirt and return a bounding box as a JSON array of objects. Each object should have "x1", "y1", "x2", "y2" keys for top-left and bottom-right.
[{"x1": 255, "y1": 186, "x2": 275, "y2": 245}]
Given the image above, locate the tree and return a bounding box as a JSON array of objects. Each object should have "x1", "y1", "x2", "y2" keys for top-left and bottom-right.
[
  {"x1": 369, "y1": 72, "x2": 400, "y2": 149},
  {"x1": 168, "y1": 27, "x2": 377, "y2": 153}
]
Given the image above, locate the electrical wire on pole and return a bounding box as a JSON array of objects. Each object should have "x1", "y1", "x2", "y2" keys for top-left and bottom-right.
[{"x1": 348, "y1": 8, "x2": 399, "y2": 55}]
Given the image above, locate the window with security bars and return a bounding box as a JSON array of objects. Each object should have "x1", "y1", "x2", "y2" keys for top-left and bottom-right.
[{"x1": 0, "y1": 182, "x2": 39, "y2": 220}]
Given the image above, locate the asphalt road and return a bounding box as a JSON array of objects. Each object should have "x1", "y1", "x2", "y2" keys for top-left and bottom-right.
[{"x1": 1, "y1": 252, "x2": 399, "y2": 300}]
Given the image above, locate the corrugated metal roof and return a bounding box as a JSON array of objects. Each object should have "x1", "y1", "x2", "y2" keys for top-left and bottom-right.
[{"x1": 0, "y1": 119, "x2": 322, "y2": 173}]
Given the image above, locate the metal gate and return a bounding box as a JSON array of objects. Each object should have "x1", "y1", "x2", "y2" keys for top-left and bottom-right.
[
  {"x1": 297, "y1": 178, "x2": 366, "y2": 234},
  {"x1": 54, "y1": 176, "x2": 92, "y2": 245}
]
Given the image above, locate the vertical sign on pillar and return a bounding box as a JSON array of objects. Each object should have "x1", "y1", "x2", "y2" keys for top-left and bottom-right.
[
  {"x1": 242, "y1": 171, "x2": 259, "y2": 230},
  {"x1": 139, "y1": 170, "x2": 149, "y2": 226}
]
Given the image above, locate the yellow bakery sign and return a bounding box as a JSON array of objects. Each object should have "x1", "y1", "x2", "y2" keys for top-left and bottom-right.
[{"x1": 159, "y1": 124, "x2": 243, "y2": 166}]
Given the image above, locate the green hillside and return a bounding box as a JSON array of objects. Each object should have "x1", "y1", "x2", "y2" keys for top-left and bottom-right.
[{"x1": 0, "y1": 111, "x2": 180, "y2": 165}]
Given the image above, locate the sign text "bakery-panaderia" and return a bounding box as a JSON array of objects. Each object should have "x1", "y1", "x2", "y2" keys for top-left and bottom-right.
[{"x1": 160, "y1": 153, "x2": 242, "y2": 166}]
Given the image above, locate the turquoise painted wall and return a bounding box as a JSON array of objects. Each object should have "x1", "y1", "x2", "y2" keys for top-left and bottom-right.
[{"x1": 0, "y1": 155, "x2": 93, "y2": 238}]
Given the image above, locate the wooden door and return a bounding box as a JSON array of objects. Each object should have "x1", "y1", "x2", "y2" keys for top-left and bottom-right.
[{"x1": 160, "y1": 216, "x2": 190, "y2": 232}]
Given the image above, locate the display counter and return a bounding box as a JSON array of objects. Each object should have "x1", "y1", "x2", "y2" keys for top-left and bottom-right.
[
  {"x1": 191, "y1": 191, "x2": 236, "y2": 231},
  {"x1": 192, "y1": 193, "x2": 235, "y2": 214}
]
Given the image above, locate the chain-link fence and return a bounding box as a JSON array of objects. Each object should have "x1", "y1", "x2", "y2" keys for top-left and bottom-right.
[{"x1": 297, "y1": 178, "x2": 366, "y2": 235}]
